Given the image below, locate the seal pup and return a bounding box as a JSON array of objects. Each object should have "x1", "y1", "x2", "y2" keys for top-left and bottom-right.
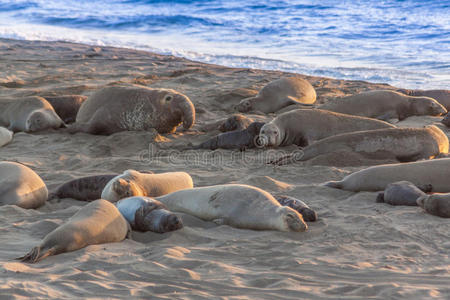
[
  {"x1": 71, "y1": 85, "x2": 195, "y2": 135},
  {"x1": 43, "y1": 95, "x2": 87, "y2": 123},
  {"x1": 319, "y1": 90, "x2": 446, "y2": 121},
  {"x1": 274, "y1": 195, "x2": 317, "y2": 222},
  {"x1": 258, "y1": 109, "x2": 395, "y2": 147},
  {"x1": 235, "y1": 77, "x2": 316, "y2": 113},
  {"x1": 17, "y1": 199, "x2": 130, "y2": 263},
  {"x1": 116, "y1": 196, "x2": 183, "y2": 233},
  {"x1": 399, "y1": 89, "x2": 450, "y2": 110},
  {"x1": 101, "y1": 170, "x2": 193, "y2": 202},
  {"x1": 271, "y1": 126, "x2": 448, "y2": 165},
  {"x1": 156, "y1": 184, "x2": 308, "y2": 232},
  {"x1": 0, "y1": 126, "x2": 13, "y2": 147},
  {"x1": 376, "y1": 181, "x2": 426, "y2": 206},
  {"x1": 417, "y1": 194, "x2": 450, "y2": 218},
  {"x1": 0, "y1": 161, "x2": 48, "y2": 209},
  {"x1": 219, "y1": 114, "x2": 254, "y2": 132},
  {"x1": 0, "y1": 96, "x2": 65, "y2": 132},
  {"x1": 324, "y1": 158, "x2": 450, "y2": 193},
  {"x1": 53, "y1": 174, "x2": 118, "y2": 201},
  {"x1": 195, "y1": 122, "x2": 265, "y2": 150}
]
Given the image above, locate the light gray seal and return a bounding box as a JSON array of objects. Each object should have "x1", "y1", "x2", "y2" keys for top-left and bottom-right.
[
  {"x1": 417, "y1": 193, "x2": 450, "y2": 218},
  {"x1": 376, "y1": 181, "x2": 427, "y2": 206}
]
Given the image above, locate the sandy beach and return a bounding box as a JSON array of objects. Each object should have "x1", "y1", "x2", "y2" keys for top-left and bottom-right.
[{"x1": 0, "y1": 38, "x2": 449, "y2": 299}]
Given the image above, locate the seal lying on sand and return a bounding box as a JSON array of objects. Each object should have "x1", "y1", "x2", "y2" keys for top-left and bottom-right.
[
  {"x1": 235, "y1": 77, "x2": 316, "y2": 113},
  {"x1": 417, "y1": 193, "x2": 450, "y2": 218},
  {"x1": 43, "y1": 95, "x2": 87, "y2": 123},
  {"x1": 0, "y1": 127, "x2": 13, "y2": 147},
  {"x1": 116, "y1": 196, "x2": 183, "y2": 233},
  {"x1": 0, "y1": 161, "x2": 48, "y2": 209},
  {"x1": 17, "y1": 199, "x2": 130, "y2": 263},
  {"x1": 324, "y1": 158, "x2": 450, "y2": 193},
  {"x1": 0, "y1": 96, "x2": 65, "y2": 132},
  {"x1": 219, "y1": 114, "x2": 254, "y2": 132},
  {"x1": 376, "y1": 181, "x2": 426, "y2": 206},
  {"x1": 195, "y1": 122, "x2": 265, "y2": 150},
  {"x1": 101, "y1": 170, "x2": 193, "y2": 202},
  {"x1": 155, "y1": 184, "x2": 307, "y2": 232},
  {"x1": 70, "y1": 85, "x2": 195, "y2": 135},
  {"x1": 270, "y1": 126, "x2": 448, "y2": 165},
  {"x1": 258, "y1": 109, "x2": 395, "y2": 147},
  {"x1": 274, "y1": 195, "x2": 317, "y2": 222},
  {"x1": 53, "y1": 174, "x2": 118, "y2": 201},
  {"x1": 319, "y1": 90, "x2": 446, "y2": 121},
  {"x1": 398, "y1": 89, "x2": 450, "y2": 110}
]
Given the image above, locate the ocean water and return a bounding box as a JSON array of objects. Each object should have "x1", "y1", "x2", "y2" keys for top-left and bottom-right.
[{"x1": 0, "y1": 0, "x2": 448, "y2": 89}]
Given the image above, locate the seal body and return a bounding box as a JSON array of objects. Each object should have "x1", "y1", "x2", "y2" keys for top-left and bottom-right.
[
  {"x1": 196, "y1": 122, "x2": 265, "y2": 150},
  {"x1": 219, "y1": 114, "x2": 254, "y2": 132},
  {"x1": 156, "y1": 184, "x2": 308, "y2": 232},
  {"x1": 0, "y1": 96, "x2": 65, "y2": 132},
  {"x1": 235, "y1": 77, "x2": 316, "y2": 113},
  {"x1": 274, "y1": 195, "x2": 317, "y2": 222},
  {"x1": 0, "y1": 126, "x2": 13, "y2": 147},
  {"x1": 376, "y1": 181, "x2": 426, "y2": 206},
  {"x1": 116, "y1": 196, "x2": 183, "y2": 233},
  {"x1": 319, "y1": 90, "x2": 446, "y2": 121},
  {"x1": 417, "y1": 193, "x2": 450, "y2": 218},
  {"x1": 399, "y1": 89, "x2": 450, "y2": 110},
  {"x1": 72, "y1": 85, "x2": 195, "y2": 135},
  {"x1": 258, "y1": 109, "x2": 395, "y2": 147},
  {"x1": 54, "y1": 174, "x2": 118, "y2": 201},
  {"x1": 18, "y1": 199, "x2": 130, "y2": 263},
  {"x1": 101, "y1": 170, "x2": 194, "y2": 202},
  {"x1": 44, "y1": 95, "x2": 87, "y2": 123},
  {"x1": 0, "y1": 161, "x2": 48, "y2": 209},
  {"x1": 324, "y1": 158, "x2": 450, "y2": 192}
]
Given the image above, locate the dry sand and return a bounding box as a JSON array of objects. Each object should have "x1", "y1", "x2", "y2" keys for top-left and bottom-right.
[{"x1": 0, "y1": 38, "x2": 449, "y2": 299}]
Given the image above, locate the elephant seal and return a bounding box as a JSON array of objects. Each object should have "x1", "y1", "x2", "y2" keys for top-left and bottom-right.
[
  {"x1": 70, "y1": 85, "x2": 195, "y2": 135},
  {"x1": 43, "y1": 95, "x2": 87, "y2": 123},
  {"x1": 219, "y1": 114, "x2": 254, "y2": 132},
  {"x1": 116, "y1": 196, "x2": 183, "y2": 233},
  {"x1": 417, "y1": 193, "x2": 450, "y2": 218},
  {"x1": 324, "y1": 158, "x2": 450, "y2": 192},
  {"x1": 0, "y1": 161, "x2": 48, "y2": 209},
  {"x1": 0, "y1": 96, "x2": 65, "y2": 132},
  {"x1": 399, "y1": 89, "x2": 450, "y2": 110},
  {"x1": 155, "y1": 184, "x2": 307, "y2": 232},
  {"x1": 271, "y1": 125, "x2": 448, "y2": 165},
  {"x1": 319, "y1": 90, "x2": 446, "y2": 121},
  {"x1": 376, "y1": 181, "x2": 426, "y2": 206},
  {"x1": 195, "y1": 122, "x2": 265, "y2": 150},
  {"x1": 258, "y1": 109, "x2": 395, "y2": 147},
  {"x1": 235, "y1": 77, "x2": 316, "y2": 113},
  {"x1": 101, "y1": 170, "x2": 193, "y2": 202},
  {"x1": 274, "y1": 195, "x2": 317, "y2": 222},
  {"x1": 0, "y1": 127, "x2": 13, "y2": 147},
  {"x1": 17, "y1": 199, "x2": 130, "y2": 263},
  {"x1": 54, "y1": 174, "x2": 118, "y2": 201}
]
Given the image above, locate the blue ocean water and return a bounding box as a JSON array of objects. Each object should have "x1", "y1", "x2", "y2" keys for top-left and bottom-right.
[{"x1": 0, "y1": 0, "x2": 448, "y2": 89}]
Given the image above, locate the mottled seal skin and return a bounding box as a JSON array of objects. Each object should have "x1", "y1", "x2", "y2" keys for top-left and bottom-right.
[
  {"x1": 258, "y1": 109, "x2": 395, "y2": 147},
  {"x1": 156, "y1": 184, "x2": 307, "y2": 232},
  {"x1": 376, "y1": 181, "x2": 426, "y2": 206},
  {"x1": 54, "y1": 174, "x2": 118, "y2": 201},
  {"x1": 417, "y1": 193, "x2": 450, "y2": 218},
  {"x1": 0, "y1": 126, "x2": 13, "y2": 147},
  {"x1": 0, "y1": 161, "x2": 48, "y2": 209},
  {"x1": 44, "y1": 95, "x2": 87, "y2": 123},
  {"x1": 71, "y1": 85, "x2": 195, "y2": 135},
  {"x1": 324, "y1": 158, "x2": 450, "y2": 193},
  {"x1": 0, "y1": 96, "x2": 65, "y2": 132},
  {"x1": 274, "y1": 195, "x2": 317, "y2": 222},
  {"x1": 399, "y1": 89, "x2": 450, "y2": 110},
  {"x1": 219, "y1": 114, "x2": 254, "y2": 132},
  {"x1": 235, "y1": 77, "x2": 316, "y2": 113},
  {"x1": 116, "y1": 196, "x2": 183, "y2": 233},
  {"x1": 319, "y1": 90, "x2": 447, "y2": 121},
  {"x1": 17, "y1": 199, "x2": 130, "y2": 263},
  {"x1": 196, "y1": 122, "x2": 266, "y2": 150}
]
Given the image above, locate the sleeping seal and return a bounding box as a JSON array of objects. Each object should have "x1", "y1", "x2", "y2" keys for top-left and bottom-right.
[
  {"x1": 274, "y1": 195, "x2": 317, "y2": 222},
  {"x1": 417, "y1": 193, "x2": 450, "y2": 218},
  {"x1": 376, "y1": 181, "x2": 426, "y2": 206}
]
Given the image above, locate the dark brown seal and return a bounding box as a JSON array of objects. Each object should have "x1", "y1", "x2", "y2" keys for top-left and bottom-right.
[{"x1": 44, "y1": 95, "x2": 87, "y2": 123}]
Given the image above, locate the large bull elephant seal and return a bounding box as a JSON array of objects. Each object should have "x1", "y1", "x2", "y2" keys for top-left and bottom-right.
[
  {"x1": 0, "y1": 96, "x2": 65, "y2": 132},
  {"x1": 70, "y1": 85, "x2": 195, "y2": 135},
  {"x1": 17, "y1": 199, "x2": 130, "y2": 263},
  {"x1": 258, "y1": 109, "x2": 395, "y2": 147},
  {"x1": 43, "y1": 95, "x2": 87, "y2": 123},
  {"x1": 399, "y1": 89, "x2": 450, "y2": 110},
  {"x1": 0, "y1": 127, "x2": 13, "y2": 147},
  {"x1": 417, "y1": 193, "x2": 450, "y2": 218},
  {"x1": 319, "y1": 90, "x2": 446, "y2": 121},
  {"x1": 155, "y1": 184, "x2": 308, "y2": 232},
  {"x1": 235, "y1": 77, "x2": 316, "y2": 113},
  {"x1": 324, "y1": 158, "x2": 450, "y2": 193},
  {"x1": 101, "y1": 170, "x2": 193, "y2": 202},
  {"x1": 0, "y1": 161, "x2": 48, "y2": 209}
]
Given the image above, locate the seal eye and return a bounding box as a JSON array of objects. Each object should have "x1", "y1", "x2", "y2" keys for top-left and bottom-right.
[
  {"x1": 273, "y1": 131, "x2": 278, "y2": 135},
  {"x1": 165, "y1": 95, "x2": 173, "y2": 102}
]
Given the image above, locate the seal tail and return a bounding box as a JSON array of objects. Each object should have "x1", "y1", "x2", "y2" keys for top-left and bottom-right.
[
  {"x1": 323, "y1": 181, "x2": 343, "y2": 189},
  {"x1": 16, "y1": 246, "x2": 56, "y2": 263}
]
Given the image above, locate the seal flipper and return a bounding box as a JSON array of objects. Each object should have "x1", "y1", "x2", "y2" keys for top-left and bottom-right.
[
  {"x1": 323, "y1": 181, "x2": 343, "y2": 189},
  {"x1": 16, "y1": 246, "x2": 57, "y2": 263}
]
